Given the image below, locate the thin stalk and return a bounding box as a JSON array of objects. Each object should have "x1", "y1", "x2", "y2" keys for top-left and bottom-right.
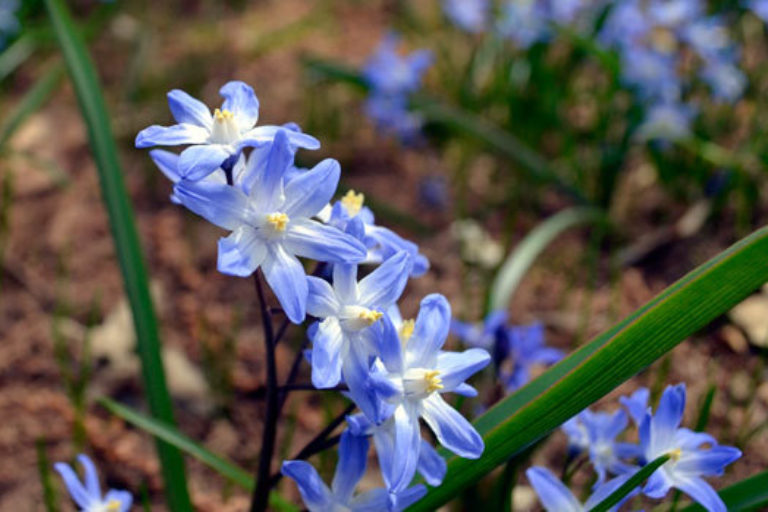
[{"x1": 250, "y1": 271, "x2": 280, "y2": 512}]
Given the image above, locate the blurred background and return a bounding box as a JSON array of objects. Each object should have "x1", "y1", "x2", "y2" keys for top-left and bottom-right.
[{"x1": 2, "y1": 0, "x2": 768, "y2": 509}]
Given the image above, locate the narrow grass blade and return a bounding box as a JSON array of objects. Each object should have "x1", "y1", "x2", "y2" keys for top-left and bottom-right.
[
  {"x1": 0, "y1": 35, "x2": 35, "y2": 82},
  {"x1": 590, "y1": 455, "x2": 669, "y2": 512},
  {"x1": 410, "y1": 226, "x2": 768, "y2": 510},
  {"x1": 0, "y1": 62, "x2": 65, "y2": 147},
  {"x1": 489, "y1": 207, "x2": 607, "y2": 311},
  {"x1": 36, "y1": 439, "x2": 59, "y2": 512},
  {"x1": 42, "y1": 0, "x2": 192, "y2": 509},
  {"x1": 680, "y1": 470, "x2": 768, "y2": 512},
  {"x1": 694, "y1": 384, "x2": 716, "y2": 432},
  {"x1": 100, "y1": 399, "x2": 297, "y2": 512}
]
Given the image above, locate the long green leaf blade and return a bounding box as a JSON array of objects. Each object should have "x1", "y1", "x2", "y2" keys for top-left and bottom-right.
[
  {"x1": 42, "y1": 1, "x2": 192, "y2": 509},
  {"x1": 680, "y1": 470, "x2": 768, "y2": 512},
  {"x1": 489, "y1": 207, "x2": 607, "y2": 311},
  {"x1": 410, "y1": 226, "x2": 768, "y2": 510},
  {"x1": 100, "y1": 399, "x2": 298, "y2": 511},
  {"x1": 590, "y1": 455, "x2": 669, "y2": 512}
]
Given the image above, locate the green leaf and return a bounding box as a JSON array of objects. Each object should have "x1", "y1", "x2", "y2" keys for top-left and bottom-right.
[
  {"x1": 489, "y1": 207, "x2": 607, "y2": 311},
  {"x1": 42, "y1": 1, "x2": 192, "y2": 510},
  {"x1": 100, "y1": 399, "x2": 298, "y2": 512},
  {"x1": 590, "y1": 455, "x2": 669, "y2": 512},
  {"x1": 409, "y1": 226, "x2": 768, "y2": 510},
  {"x1": 680, "y1": 470, "x2": 768, "y2": 512}
]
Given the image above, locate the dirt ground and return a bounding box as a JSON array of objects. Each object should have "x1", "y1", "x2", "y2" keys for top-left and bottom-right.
[{"x1": 1, "y1": 1, "x2": 767, "y2": 510}]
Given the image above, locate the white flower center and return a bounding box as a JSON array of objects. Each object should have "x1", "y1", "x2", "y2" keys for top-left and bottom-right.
[
  {"x1": 265, "y1": 212, "x2": 289, "y2": 233},
  {"x1": 403, "y1": 368, "x2": 444, "y2": 398},
  {"x1": 92, "y1": 499, "x2": 122, "y2": 512},
  {"x1": 209, "y1": 108, "x2": 240, "y2": 144},
  {"x1": 340, "y1": 306, "x2": 383, "y2": 331}
]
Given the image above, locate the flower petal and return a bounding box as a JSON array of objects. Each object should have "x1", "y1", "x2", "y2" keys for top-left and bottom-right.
[
  {"x1": 103, "y1": 490, "x2": 133, "y2": 512},
  {"x1": 652, "y1": 384, "x2": 686, "y2": 454},
  {"x1": 149, "y1": 149, "x2": 181, "y2": 183},
  {"x1": 135, "y1": 123, "x2": 209, "y2": 148},
  {"x1": 284, "y1": 219, "x2": 367, "y2": 264},
  {"x1": 262, "y1": 244, "x2": 308, "y2": 324},
  {"x1": 167, "y1": 89, "x2": 212, "y2": 128},
  {"x1": 306, "y1": 276, "x2": 341, "y2": 318},
  {"x1": 76, "y1": 455, "x2": 102, "y2": 497},
  {"x1": 241, "y1": 125, "x2": 321, "y2": 150},
  {"x1": 417, "y1": 441, "x2": 446, "y2": 487},
  {"x1": 371, "y1": 314, "x2": 404, "y2": 374},
  {"x1": 281, "y1": 460, "x2": 333, "y2": 510},
  {"x1": 421, "y1": 393, "x2": 483, "y2": 458},
  {"x1": 249, "y1": 129, "x2": 291, "y2": 210},
  {"x1": 53, "y1": 462, "x2": 93, "y2": 509},
  {"x1": 674, "y1": 476, "x2": 727, "y2": 512},
  {"x1": 383, "y1": 404, "x2": 422, "y2": 493},
  {"x1": 332, "y1": 431, "x2": 369, "y2": 503},
  {"x1": 178, "y1": 144, "x2": 232, "y2": 181},
  {"x1": 406, "y1": 294, "x2": 452, "y2": 368},
  {"x1": 174, "y1": 180, "x2": 249, "y2": 230},
  {"x1": 219, "y1": 80, "x2": 260, "y2": 131},
  {"x1": 217, "y1": 227, "x2": 267, "y2": 277},
  {"x1": 357, "y1": 251, "x2": 412, "y2": 309},
  {"x1": 310, "y1": 317, "x2": 345, "y2": 388},
  {"x1": 282, "y1": 158, "x2": 341, "y2": 218},
  {"x1": 333, "y1": 263, "x2": 359, "y2": 303},
  {"x1": 675, "y1": 445, "x2": 742, "y2": 477},
  {"x1": 435, "y1": 348, "x2": 490, "y2": 391},
  {"x1": 525, "y1": 467, "x2": 582, "y2": 512},
  {"x1": 343, "y1": 339, "x2": 383, "y2": 422}
]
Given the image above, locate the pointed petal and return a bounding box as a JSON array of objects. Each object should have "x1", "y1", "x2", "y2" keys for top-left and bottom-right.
[
  {"x1": 343, "y1": 340, "x2": 382, "y2": 422},
  {"x1": 348, "y1": 489, "x2": 391, "y2": 512},
  {"x1": 435, "y1": 349, "x2": 490, "y2": 391},
  {"x1": 217, "y1": 227, "x2": 267, "y2": 277},
  {"x1": 149, "y1": 149, "x2": 181, "y2": 183},
  {"x1": 371, "y1": 314, "x2": 404, "y2": 374},
  {"x1": 421, "y1": 394, "x2": 483, "y2": 458},
  {"x1": 104, "y1": 489, "x2": 133, "y2": 512},
  {"x1": 281, "y1": 461, "x2": 333, "y2": 510},
  {"x1": 620, "y1": 387, "x2": 650, "y2": 425},
  {"x1": 391, "y1": 485, "x2": 427, "y2": 511},
  {"x1": 250, "y1": 129, "x2": 291, "y2": 210},
  {"x1": 306, "y1": 276, "x2": 341, "y2": 318},
  {"x1": 219, "y1": 80, "x2": 260, "y2": 131},
  {"x1": 167, "y1": 89, "x2": 212, "y2": 128},
  {"x1": 643, "y1": 467, "x2": 673, "y2": 499},
  {"x1": 525, "y1": 467, "x2": 582, "y2": 512},
  {"x1": 452, "y1": 383, "x2": 478, "y2": 397},
  {"x1": 387, "y1": 405, "x2": 422, "y2": 493},
  {"x1": 282, "y1": 158, "x2": 341, "y2": 218},
  {"x1": 241, "y1": 124, "x2": 320, "y2": 150},
  {"x1": 262, "y1": 244, "x2": 308, "y2": 324},
  {"x1": 178, "y1": 145, "x2": 231, "y2": 180},
  {"x1": 357, "y1": 251, "x2": 412, "y2": 309},
  {"x1": 174, "y1": 180, "x2": 249, "y2": 230},
  {"x1": 53, "y1": 462, "x2": 93, "y2": 508},
  {"x1": 332, "y1": 431, "x2": 369, "y2": 502},
  {"x1": 652, "y1": 384, "x2": 686, "y2": 453},
  {"x1": 417, "y1": 441, "x2": 446, "y2": 486},
  {"x1": 406, "y1": 294, "x2": 451, "y2": 368},
  {"x1": 676, "y1": 445, "x2": 742, "y2": 477},
  {"x1": 135, "y1": 123, "x2": 210, "y2": 148},
  {"x1": 333, "y1": 263, "x2": 359, "y2": 303},
  {"x1": 584, "y1": 471, "x2": 639, "y2": 510},
  {"x1": 284, "y1": 219, "x2": 367, "y2": 264},
  {"x1": 76, "y1": 455, "x2": 101, "y2": 497},
  {"x1": 674, "y1": 476, "x2": 727, "y2": 512},
  {"x1": 310, "y1": 317, "x2": 345, "y2": 388}
]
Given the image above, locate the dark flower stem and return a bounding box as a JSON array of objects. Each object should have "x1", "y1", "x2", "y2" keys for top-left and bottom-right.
[{"x1": 250, "y1": 271, "x2": 279, "y2": 512}]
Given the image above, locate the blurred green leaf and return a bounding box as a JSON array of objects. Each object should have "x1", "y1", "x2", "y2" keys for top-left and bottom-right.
[
  {"x1": 410, "y1": 226, "x2": 768, "y2": 510},
  {"x1": 100, "y1": 399, "x2": 298, "y2": 512},
  {"x1": 591, "y1": 455, "x2": 669, "y2": 512},
  {"x1": 489, "y1": 207, "x2": 608, "y2": 311},
  {"x1": 36, "y1": 439, "x2": 58, "y2": 512},
  {"x1": 43, "y1": 0, "x2": 192, "y2": 509},
  {"x1": 680, "y1": 470, "x2": 768, "y2": 512}
]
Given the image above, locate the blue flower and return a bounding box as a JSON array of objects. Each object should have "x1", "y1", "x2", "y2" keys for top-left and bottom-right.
[
  {"x1": 322, "y1": 190, "x2": 429, "y2": 277},
  {"x1": 306, "y1": 251, "x2": 412, "y2": 420},
  {"x1": 636, "y1": 101, "x2": 695, "y2": 142},
  {"x1": 282, "y1": 431, "x2": 426, "y2": 512},
  {"x1": 701, "y1": 59, "x2": 747, "y2": 102},
  {"x1": 54, "y1": 454, "x2": 132, "y2": 512},
  {"x1": 502, "y1": 323, "x2": 563, "y2": 391},
  {"x1": 363, "y1": 34, "x2": 432, "y2": 97},
  {"x1": 136, "y1": 81, "x2": 320, "y2": 180},
  {"x1": 748, "y1": 0, "x2": 768, "y2": 23},
  {"x1": 150, "y1": 148, "x2": 233, "y2": 204},
  {"x1": 639, "y1": 384, "x2": 742, "y2": 512},
  {"x1": 561, "y1": 408, "x2": 640, "y2": 486},
  {"x1": 442, "y1": 0, "x2": 489, "y2": 33},
  {"x1": 526, "y1": 466, "x2": 637, "y2": 512},
  {"x1": 619, "y1": 387, "x2": 650, "y2": 426},
  {"x1": 173, "y1": 130, "x2": 366, "y2": 323},
  {"x1": 346, "y1": 412, "x2": 447, "y2": 489},
  {"x1": 368, "y1": 294, "x2": 490, "y2": 492},
  {"x1": 496, "y1": 1, "x2": 551, "y2": 48}
]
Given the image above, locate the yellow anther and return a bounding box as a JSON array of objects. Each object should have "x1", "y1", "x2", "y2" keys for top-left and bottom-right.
[
  {"x1": 668, "y1": 448, "x2": 683, "y2": 462},
  {"x1": 106, "y1": 500, "x2": 122, "y2": 511},
  {"x1": 341, "y1": 190, "x2": 365, "y2": 217},
  {"x1": 424, "y1": 370, "x2": 444, "y2": 393},
  {"x1": 399, "y1": 319, "x2": 415, "y2": 343},
  {"x1": 358, "y1": 309, "x2": 383, "y2": 326},
  {"x1": 214, "y1": 108, "x2": 235, "y2": 121},
  {"x1": 266, "y1": 212, "x2": 289, "y2": 232}
]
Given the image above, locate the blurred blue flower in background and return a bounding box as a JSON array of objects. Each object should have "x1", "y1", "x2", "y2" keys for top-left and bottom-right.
[
  {"x1": 502, "y1": 323, "x2": 563, "y2": 390},
  {"x1": 748, "y1": 0, "x2": 768, "y2": 22},
  {"x1": 173, "y1": 130, "x2": 366, "y2": 323},
  {"x1": 443, "y1": 0, "x2": 489, "y2": 33},
  {"x1": 496, "y1": 0, "x2": 550, "y2": 48},
  {"x1": 282, "y1": 431, "x2": 425, "y2": 512},
  {"x1": 636, "y1": 102, "x2": 696, "y2": 142},
  {"x1": 620, "y1": 386, "x2": 650, "y2": 426},
  {"x1": 0, "y1": 0, "x2": 19, "y2": 48},
  {"x1": 54, "y1": 454, "x2": 132, "y2": 512},
  {"x1": 136, "y1": 81, "x2": 320, "y2": 180},
  {"x1": 640, "y1": 384, "x2": 742, "y2": 512},
  {"x1": 526, "y1": 466, "x2": 638, "y2": 512}
]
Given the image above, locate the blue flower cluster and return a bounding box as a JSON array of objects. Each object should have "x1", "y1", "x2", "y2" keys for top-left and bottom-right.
[
  {"x1": 452, "y1": 310, "x2": 563, "y2": 392},
  {"x1": 55, "y1": 454, "x2": 132, "y2": 512},
  {"x1": 442, "y1": 0, "x2": 490, "y2": 34},
  {"x1": 362, "y1": 34, "x2": 433, "y2": 140},
  {"x1": 528, "y1": 384, "x2": 741, "y2": 512},
  {"x1": 136, "y1": 81, "x2": 490, "y2": 510}
]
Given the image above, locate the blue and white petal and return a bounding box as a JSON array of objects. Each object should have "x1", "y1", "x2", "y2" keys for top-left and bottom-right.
[
  {"x1": 262, "y1": 244, "x2": 308, "y2": 324},
  {"x1": 420, "y1": 393, "x2": 483, "y2": 459},
  {"x1": 281, "y1": 461, "x2": 334, "y2": 510},
  {"x1": 167, "y1": 89, "x2": 213, "y2": 128},
  {"x1": 135, "y1": 123, "x2": 209, "y2": 148}
]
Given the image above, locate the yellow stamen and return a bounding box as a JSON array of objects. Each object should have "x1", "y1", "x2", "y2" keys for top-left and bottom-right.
[
  {"x1": 341, "y1": 190, "x2": 365, "y2": 217},
  {"x1": 358, "y1": 309, "x2": 383, "y2": 326},
  {"x1": 266, "y1": 212, "x2": 289, "y2": 232},
  {"x1": 106, "y1": 500, "x2": 122, "y2": 511},
  {"x1": 399, "y1": 319, "x2": 415, "y2": 343},
  {"x1": 424, "y1": 370, "x2": 444, "y2": 393},
  {"x1": 214, "y1": 108, "x2": 235, "y2": 121},
  {"x1": 668, "y1": 448, "x2": 683, "y2": 462}
]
